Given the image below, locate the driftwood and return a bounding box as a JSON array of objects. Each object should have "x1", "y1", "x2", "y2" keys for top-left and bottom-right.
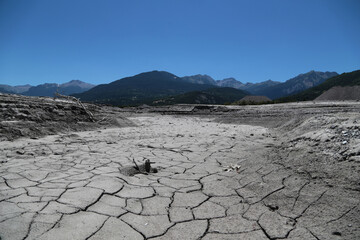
[
  {"x1": 132, "y1": 157, "x2": 140, "y2": 170},
  {"x1": 119, "y1": 158, "x2": 158, "y2": 176},
  {"x1": 133, "y1": 157, "x2": 152, "y2": 173},
  {"x1": 55, "y1": 92, "x2": 95, "y2": 122}
]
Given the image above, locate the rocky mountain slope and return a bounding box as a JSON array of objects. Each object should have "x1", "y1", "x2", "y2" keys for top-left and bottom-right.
[
  {"x1": 181, "y1": 74, "x2": 217, "y2": 85},
  {"x1": 256, "y1": 71, "x2": 338, "y2": 99},
  {"x1": 216, "y1": 77, "x2": 245, "y2": 89}
]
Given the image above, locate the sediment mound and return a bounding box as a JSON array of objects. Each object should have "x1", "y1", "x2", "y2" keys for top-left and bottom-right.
[
  {"x1": 236, "y1": 95, "x2": 271, "y2": 104},
  {"x1": 315, "y1": 86, "x2": 360, "y2": 101},
  {"x1": 0, "y1": 93, "x2": 134, "y2": 141}
]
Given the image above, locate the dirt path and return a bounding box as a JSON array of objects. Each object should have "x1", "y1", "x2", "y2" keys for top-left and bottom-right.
[{"x1": 1, "y1": 113, "x2": 358, "y2": 239}]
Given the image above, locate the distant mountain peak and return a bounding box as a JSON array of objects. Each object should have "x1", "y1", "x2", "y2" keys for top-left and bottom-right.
[
  {"x1": 220, "y1": 77, "x2": 239, "y2": 82},
  {"x1": 131, "y1": 70, "x2": 180, "y2": 81},
  {"x1": 60, "y1": 80, "x2": 96, "y2": 89},
  {"x1": 180, "y1": 74, "x2": 216, "y2": 85},
  {"x1": 68, "y1": 80, "x2": 83, "y2": 84},
  {"x1": 264, "y1": 79, "x2": 275, "y2": 83}
]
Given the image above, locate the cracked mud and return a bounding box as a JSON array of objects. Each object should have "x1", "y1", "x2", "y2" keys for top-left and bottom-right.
[{"x1": 1, "y1": 102, "x2": 360, "y2": 240}]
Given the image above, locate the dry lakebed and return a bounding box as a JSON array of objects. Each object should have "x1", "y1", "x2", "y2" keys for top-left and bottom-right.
[{"x1": 0, "y1": 94, "x2": 359, "y2": 240}]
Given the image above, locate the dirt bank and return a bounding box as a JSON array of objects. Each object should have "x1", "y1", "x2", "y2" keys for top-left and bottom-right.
[{"x1": 0, "y1": 93, "x2": 134, "y2": 141}]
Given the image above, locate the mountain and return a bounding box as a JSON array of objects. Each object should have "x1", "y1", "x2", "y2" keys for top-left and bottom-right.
[
  {"x1": 216, "y1": 78, "x2": 245, "y2": 89},
  {"x1": 215, "y1": 78, "x2": 281, "y2": 95},
  {"x1": 23, "y1": 80, "x2": 96, "y2": 97},
  {"x1": 23, "y1": 83, "x2": 58, "y2": 96},
  {"x1": 239, "y1": 80, "x2": 281, "y2": 94},
  {"x1": 181, "y1": 74, "x2": 217, "y2": 85},
  {"x1": 74, "y1": 71, "x2": 217, "y2": 106},
  {"x1": 0, "y1": 84, "x2": 32, "y2": 94},
  {"x1": 153, "y1": 87, "x2": 249, "y2": 105},
  {"x1": 256, "y1": 71, "x2": 338, "y2": 99},
  {"x1": 277, "y1": 70, "x2": 360, "y2": 102},
  {"x1": 60, "y1": 80, "x2": 95, "y2": 90}
]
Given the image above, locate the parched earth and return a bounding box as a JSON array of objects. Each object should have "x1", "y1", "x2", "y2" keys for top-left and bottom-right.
[{"x1": 0, "y1": 98, "x2": 359, "y2": 240}]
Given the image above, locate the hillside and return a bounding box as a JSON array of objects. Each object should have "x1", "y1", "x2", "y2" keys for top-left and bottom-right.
[
  {"x1": 277, "y1": 70, "x2": 360, "y2": 102},
  {"x1": 256, "y1": 71, "x2": 338, "y2": 99},
  {"x1": 74, "y1": 71, "x2": 216, "y2": 106},
  {"x1": 153, "y1": 87, "x2": 249, "y2": 105}
]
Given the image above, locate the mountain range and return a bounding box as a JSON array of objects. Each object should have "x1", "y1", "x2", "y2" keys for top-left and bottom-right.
[
  {"x1": 73, "y1": 70, "x2": 341, "y2": 106},
  {"x1": 181, "y1": 71, "x2": 338, "y2": 99},
  {"x1": 2, "y1": 69, "x2": 356, "y2": 106},
  {"x1": 180, "y1": 74, "x2": 281, "y2": 95},
  {"x1": 0, "y1": 80, "x2": 96, "y2": 97}
]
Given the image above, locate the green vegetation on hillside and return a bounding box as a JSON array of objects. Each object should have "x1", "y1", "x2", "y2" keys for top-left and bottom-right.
[
  {"x1": 276, "y1": 70, "x2": 360, "y2": 102},
  {"x1": 153, "y1": 87, "x2": 249, "y2": 105}
]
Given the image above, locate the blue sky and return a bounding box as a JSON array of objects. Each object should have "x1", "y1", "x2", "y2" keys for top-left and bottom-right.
[{"x1": 1, "y1": 0, "x2": 359, "y2": 86}]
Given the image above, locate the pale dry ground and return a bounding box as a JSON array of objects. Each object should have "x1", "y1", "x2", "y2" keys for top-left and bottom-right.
[{"x1": 0, "y1": 112, "x2": 359, "y2": 240}]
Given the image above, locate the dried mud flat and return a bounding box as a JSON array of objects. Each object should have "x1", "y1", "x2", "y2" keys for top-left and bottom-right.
[{"x1": 1, "y1": 96, "x2": 360, "y2": 240}]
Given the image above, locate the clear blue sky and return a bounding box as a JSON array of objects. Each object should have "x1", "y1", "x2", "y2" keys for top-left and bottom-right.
[{"x1": 1, "y1": 0, "x2": 359, "y2": 86}]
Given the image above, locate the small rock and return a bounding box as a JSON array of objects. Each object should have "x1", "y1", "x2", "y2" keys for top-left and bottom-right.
[
  {"x1": 223, "y1": 164, "x2": 241, "y2": 173},
  {"x1": 16, "y1": 150, "x2": 25, "y2": 155},
  {"x1": 266, "y1": 204, "x2": 279, "y2": 211},
  {"x1": 342, "y1": 140, "x2": 348, "y2": 145},
  {"x1": 332, "y1": 231, "x2": 342, "y2": 236}
]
